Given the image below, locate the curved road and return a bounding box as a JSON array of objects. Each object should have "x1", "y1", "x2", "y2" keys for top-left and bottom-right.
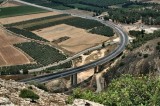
[{"x1": 13, "y1": 0, "x2": 129, "y2": 83}]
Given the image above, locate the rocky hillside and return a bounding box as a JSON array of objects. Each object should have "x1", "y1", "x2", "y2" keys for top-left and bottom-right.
[
  {"x1": 106, "y1": 38, "x2": 160, "y2": 80},
  {"x1": 0, "y1": 78, "x2": 68, "y2": 106}
]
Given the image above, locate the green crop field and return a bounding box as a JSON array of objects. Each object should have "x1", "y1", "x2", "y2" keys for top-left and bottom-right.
[
  {"x1": 7, "y1": 27, "x2": 48, "y2": 42},
  {"x1": 15, "y1": 42, "x2": 67, "y2": 66},
  {"x1": 0, "y1": 5, "x2": 48, "y2": 18}
]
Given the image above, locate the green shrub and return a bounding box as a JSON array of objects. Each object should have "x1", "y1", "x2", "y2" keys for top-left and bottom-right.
[
  {"x1": 143, "y1": 54, "x2": 148, "y2": 58},
  {"x1": 19, "y1": 89, "x2": 39, "y2": 100},
  {"x1": 69, "y1": 74, "x2": 160, "y2": 106}
]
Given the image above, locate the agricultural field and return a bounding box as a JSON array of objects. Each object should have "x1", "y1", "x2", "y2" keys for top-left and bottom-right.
[
  {"x1": 32, "y1": 24, "x2": 109, "y2": 53},
  {"x1": 6, "y1": 15, "x2": 103, "y2": 30},
  {"x1": 0, "y1": 45, "x2": 30, "y2": 66},
  {"x1": 0, "y1": 11, "x2": 61, "y2": 24},
  {"x1": 7, "y1": 27, "x2": 48, "y2": 42},
  {"x1": 14, "y1": 42, "x2": 67, "y2": 66},
  {"x1": 6, "y1": 14, "x2": 114, "y2": 53},
  {"x1": 0, "y1": 1, "x2": 23, "y2": 8},
  {"x1": 0, "y1": 5, "x2": 48, "y2": 18},
  {"x1": 0, "y1": 28, "x2": 31, "y2": 66}
]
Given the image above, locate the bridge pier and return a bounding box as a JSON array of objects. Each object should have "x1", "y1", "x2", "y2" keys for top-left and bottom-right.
[
  {"x1": 71, "y1": 73, "x2": 77, "y2": 87},
  {"x1": 94, "y1": 66, "x2": 99, "y2": 73},
  {"x1": 94, "y1": 65, "x2": 104, "y2": 74}
]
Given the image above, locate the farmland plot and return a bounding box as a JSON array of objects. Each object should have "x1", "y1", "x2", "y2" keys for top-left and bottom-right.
[
  {"x1": 0, "y1": 46, "x2": 30, "y2": 66},
  {"x1": 1, "y1": 1, "x2": 24, "y2": 8},
  {"x1": 0, "y1": 12, "x2": 61, "y2": 24},
  {"x1": 0, "y1": 6, "x2": 48, "y2": 18},
  {"x1": 0, "y1": 28, "x2": 31, "y2": 66},
  {"x1": 32, "y1": 24, "x2": 109, "y2": 53},
  {"x1": 15, "y1": 42, "x2": 67, "y2": 66}
]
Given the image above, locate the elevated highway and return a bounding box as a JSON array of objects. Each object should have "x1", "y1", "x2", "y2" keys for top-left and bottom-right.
[{"x1": 13, "y1": 0, "x2": 129, "y2": 84}]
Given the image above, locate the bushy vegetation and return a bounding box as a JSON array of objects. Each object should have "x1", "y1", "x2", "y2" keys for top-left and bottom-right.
[
  {"x1": 80, "y1": 0, "x2": 128, "y2": 8},
  {"x1": 0, "y1": 61, "x2": 72, "y2": 75},
  {"x1": 19, "y1": 89, "x2": 39, "y2": 100},
  {"x1": 28, "y1": 82, "x2": 48, "y2": 91},
  {"x1": 128, "y1": 30, "x2": 160, "y2": 50},
  {"x1": 68, "y1": 3, "x2": 105, "y2": 13},
  {"x1": 7, "y1": 27, "x2": 48, "y2": 42},
  {"x1": 68, "y1": 74, "x2": 160, "y2": 105},
  {"x1": 47, "y1": 61, "x2": 72, "y2": 71},
  {"x1": 89, "y1": 26, "x2": 114, "y2": 37},
  {"x1": 156, "y1": 42, "x2": 160, "y2": 52},
  {"x1": 15, "y1": 42, "x2": 66, "y2": 66},
  {"x1": 51, "y1": 0, "x2": 128, "y2": 7},
  {"x1": 107, "y1": 2, "x2": 160, "y2": 25},
  {"x1": 0, "y1": 6, "x2": 47, "y2": 18}
]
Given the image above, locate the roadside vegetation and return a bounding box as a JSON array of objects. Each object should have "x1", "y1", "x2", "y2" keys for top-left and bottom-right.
[
  {"x1": 107, "y1": 1, "x2": 160, "y2": 25},
  {"x1": 0, "y1": 41, "x2": 72, "y2": 75},
  {"x1": 68, "y1": 74, "x2": 160, "y2": 105},
  {"x1": 89, "y1": 26, "x2": 114, "y2": 37},
  {"x1": 127, "y1": 30, "x2": 160, "y2": 50},
  {"x1": 0, "y1": 6, "x2": 48, "y2": 18}
]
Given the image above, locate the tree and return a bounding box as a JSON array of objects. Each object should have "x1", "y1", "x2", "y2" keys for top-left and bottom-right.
[
  {"x1": 23, "y1": 69, "x2": 28, "y2": 74},
  {"x1": 19, "y1": 89, "x2": 39, "y2": 102},
  {"x1": 69, "y1": 75, "x2": 160, "y2": 105}
]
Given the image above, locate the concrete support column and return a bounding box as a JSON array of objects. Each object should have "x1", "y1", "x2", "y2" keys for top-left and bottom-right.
[
  {"x1": 94, "y1": 66, "x2": 99, "y2": 73},
  {"x1": 71, "y1": 73, "x2": 77, "y2": 87}
]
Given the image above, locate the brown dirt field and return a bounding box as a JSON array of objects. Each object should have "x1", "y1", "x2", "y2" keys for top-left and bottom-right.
[
  {"x1": 0, "y1": 12, "x2": 61, "y2": 24},
  {"x1": 1, "y1": 1, "x2": 23, "y2": 8},
  {"x1": 0, "y1": 28, "x2": 31, "y2": 66},
  {"x1": 33, "y1": 24, "x2": 109, "y2": 53},
  {"x1": 0, "y1": 54, "x2": 6, "y2": 66},
  {"x1": 0, "y1": 28, "x2": 27, "y2": 46},
  {"x1": 0, "y1": 45, "x2": 30, "y2": 66}
]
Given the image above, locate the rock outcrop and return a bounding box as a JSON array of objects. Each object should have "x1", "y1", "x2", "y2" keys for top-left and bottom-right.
[{"x1": 0, "y1": 79, "x2": 68, "y2": 106}]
